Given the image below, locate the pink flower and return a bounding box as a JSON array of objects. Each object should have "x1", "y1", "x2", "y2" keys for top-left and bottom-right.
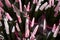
[
  {"x1": 30, "y1": 34, "x2": 35, "y2": 40},
  {"x1": 4, "y1": 17, "x2": 9, "y2": 34},
  {"x1": 18, "y1": 0, "x2": 22, "y2": 12},
  {"x1": 0, "y1": 1, "x2": 4, "y2": 7},
  {"x1": 40, "y1": 2, "x2": 48, "y2": 11},
  {"x1": 16, "y1": 23, "x2": 20, "y2": 32},
  {"x1": 52, "y1": 24, "x2": 56, "y2": 32},
  {"x1": 53, "y1": 25, "x2": 60, "y2": 37},
  {"x1": 5, "y1": 13, "x2": 13, "y2": 21},
  {"x1": 25, "y1": 18, "x2": 30, "y2": 38},
  {"x1": 32, "y1": 25, "x2": 39, "y2": 35},
  {"x1": 26, "y1": 2, "x2": 30, "y2": 12},
  {"x1": 0, "y1": 7, "x2": 4, "y2": 13},
  {"x1": 5, "y1": 0, "x2": 12, "y2": 8},
  {"x1": 49, "y1": 0, "x2": 54, "y2": 6},
  {"x1": 43, "y1": 18, "x2": 46, "y2": 31},
  {"x1": 31, "y1": 17, "x2": 35, "y2": 27},
  {"x1": 33, "y1": 0, "x2": 37, "y2": 4},
  {"x1": 17, "y1": 15, "x2": 22, "y2": 23}
]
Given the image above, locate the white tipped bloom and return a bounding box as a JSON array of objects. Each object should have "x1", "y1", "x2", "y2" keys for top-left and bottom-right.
[
  {"x1": 4, "y1": 17, "x2": 9, "y2": 34},
  {"x1": 35, "y1": 0, "x2": 42, "y2": 11},
  {"x1": 45, "y1": 5, "x2": 51, "y2": 10},
  {"x1": 40, "y1": 2, "x2": 48, "y2": 11},
  {"x1": 26, "y1": 2, "x2": 30, "y2": 11},
  {"x1": 33, "y1": 0, "x2": 37, "y2": 4},
  {"x1": 53, "y1": 25, "x2": 60, "y2": 37},
  {"x1": 52, "y1": 24, "x2": 56, "y2": 32},
  {"x1": 5, "y1": 13, "x2": 13, "y2": 21},
  {"x1": 43, "y1": 19, "x2": 46, "y2": 31},
  {"x1": 16, "y1": 23, "x2": 20, "y2": 32},
  {"x1": 12, "y1": 26, "x2": 15, "y2": 33},
  {"x1": 35, "y1": 3, "x2": 41, "y2": 11},
  {"x1": 54, "y1": 2, "x2": 60, "y2": 12},
  {"x1": 31, "y1": 17, "x2": 35, "y2": 27},
  {"x1": 25, "y1": 17, "x2": 29, "y2": 38},
  {"x1": 30, "y1": 33, "x2": 35, "y2": 40},
  {"x1": 32, "y1": 25, "x2": 39, "y2": 35},
  {"x1": 18, "y1": 0, "x2": 22, "y2": 12},
  {"x1": 17, "y1": 15, "x2": 22, "y2": 23},
  {"x1": 49, "y1": 0, "x2": 54, "y2": 6}
]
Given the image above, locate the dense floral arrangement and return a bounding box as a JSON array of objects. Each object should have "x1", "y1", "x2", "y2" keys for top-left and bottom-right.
[{"x1": 0, "y1": 0, "x2": 60, "y2": 40}]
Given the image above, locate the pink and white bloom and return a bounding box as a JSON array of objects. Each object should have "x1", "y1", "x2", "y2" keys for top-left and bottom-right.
[
  {"x1": 25, "y1": 17, "x2": 30, "y2": 38},
  {"x1": 17, "y1": 15, "x2": 22, "y2": 23},
  {"x1": 18, "y1": 0, "x2": 22, "y2": 12},
  {"x1": 26, "y1": 2, "x2": 30, "y2": 12},
  {"x1": 33, "y1": 0, "x2": 38, "y2": 4},
  {"x1": 52, "y1": 24, "x2": 56, "y2": 32},
  {"x1": 40, "y1": 2, "x2": 48, "y2": 11},
  {"x1": 35, "y1": 0, "x2": 42, "y2": 11},
  {"x1": 49, "y1": 0, "x2": 54, "y2": 6},
  {"x1": 12, "y1": 26, "x2": 15, "y2": 33},
  {"x1": 4, "y1": 17, "x2": 9, "y2": 34},
  {"x1": 31, "y1": 17, "x2": 35, "y2": 27},
  {"x1": 0, "y1": 7, "x2": 4, "y2": 13},
  {"x1": 16, "y1": 23, "x2": 20, "y2": 32},
  {"x1": 53, "y1": 25, "x2": 60, "y2": 37},
  {"x1": 54, "y1": 2, "x2": 60, "y2": 17},
  {"x1": 5, "y1": 13, "x2": 13, "y2": 21},
  {"x1": 45, "y1": 5, "x2": 51, "y2": 10},
  {"x1": 30, "y1": 33, "x2": 35, "y2": 40},
  {"x1": 32, "y1": 25, "x2": 39, "y2": 35},
  {"x1": 5, "y1": 0, "x2": 11, "y2": 8},
  {"x1": 43, "y1": 18, "x2": 46, "y2": 31}
]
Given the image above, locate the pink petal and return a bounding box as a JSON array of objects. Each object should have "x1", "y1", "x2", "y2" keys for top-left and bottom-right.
[
  {"x1": 49, "y1": 0, "x2": 54, "y2": 6},
  {"x1": 16, "y1": 23, "x2": 20, "y2": 31},
  {"x1": 25, "y1": 18, "x2": 30, "y2": 38},
  {"x1": 43, "y1": 18, "x2": 46, "y2": 31},
  {"x1": 32, "y1": 25, "x2": 39, "y2": 35},
  {"x1": 31, "y1": 17, "x2": 35, "y2": 27},
  {"x1": 52, "y1": 24, "x2": 56, "y2": 32},
  {"x1": 53, "y1": 25, "x2": 60, "y2": 37},
  {"x1": 5, "y1": 0, "x2": 11, "y2": 8},
  {"x1": 26, "y1": 2, "x2": 30, "y2": 12},
  {"x1": 40, "y1": 2, "x2": 48, "y2": 11},
  {"x1": 0, "y1": 7, "x2": 4, "y2": 13},
  {"x1": 0, "y1": 1, "x2": 4, "y2": 7},
  {"x1": 5, "y1": 13, "x2": 13, "y2": 21},
  {"x1": 16, "y1": 14, "x2": 22, "y2": 23},
  {"x1": 18, "y1": 0, "x2": 22, "y2": 12}
]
